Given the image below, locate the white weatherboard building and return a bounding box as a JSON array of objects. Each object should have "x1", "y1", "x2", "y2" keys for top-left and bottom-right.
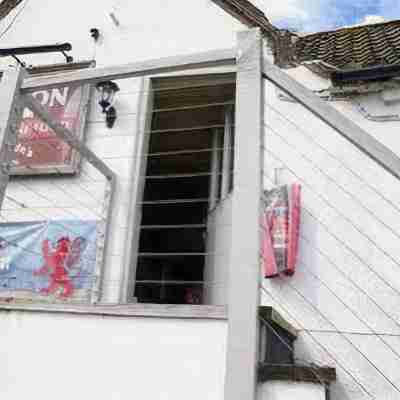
[{"x1": 0, "y1": 1, "x2": 399, "y2": 399}]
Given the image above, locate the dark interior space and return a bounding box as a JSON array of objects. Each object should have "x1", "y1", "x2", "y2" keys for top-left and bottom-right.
[{"x1": 135, "y1": 73, "x2": 235, "y2": 304}]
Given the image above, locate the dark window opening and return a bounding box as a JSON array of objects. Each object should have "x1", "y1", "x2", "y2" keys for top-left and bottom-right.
[{"x1": 134, "y1": 73, "x2": 236, "y2": 304}]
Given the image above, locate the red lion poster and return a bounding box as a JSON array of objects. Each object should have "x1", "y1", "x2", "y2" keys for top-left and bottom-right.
[{"x1": 0, "y1": 220, "x2": 98, "y2": 303}]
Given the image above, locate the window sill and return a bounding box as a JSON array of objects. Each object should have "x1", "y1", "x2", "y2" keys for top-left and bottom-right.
[{"x1": 0, "y1": 302, "x2": 227, "y2": 320}]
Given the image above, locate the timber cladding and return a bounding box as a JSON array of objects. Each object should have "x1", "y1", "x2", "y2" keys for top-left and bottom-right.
[{"x1": 0, "y1": 0, "x2": 22, "y2": 20}]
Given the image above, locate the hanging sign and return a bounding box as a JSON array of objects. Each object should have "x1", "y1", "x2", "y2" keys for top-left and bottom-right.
[
  {"x1": 11, "y1": 81, "x2": 90, "y2": 175},
  {"x1": 261, "y1": 184, "x2": 301, "y2": 278},
  {"x1": 0, "y1": 220, "x2": 98, "y2": 302}
]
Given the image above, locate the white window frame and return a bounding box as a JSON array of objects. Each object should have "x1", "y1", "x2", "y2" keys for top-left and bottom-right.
[{"x1": 121, "y1": 72, "x2": 237, "y2": 303}]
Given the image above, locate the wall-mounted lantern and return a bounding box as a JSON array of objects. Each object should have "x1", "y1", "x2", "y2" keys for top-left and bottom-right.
[
  {"x1": 95, "y1": 80, "x2": 120, "y2": 128},
  {"x1": 90, "y1": 28, "x2": 100, "y2": 42}
]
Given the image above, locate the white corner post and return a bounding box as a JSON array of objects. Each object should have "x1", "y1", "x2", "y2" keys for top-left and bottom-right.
[
  {"x1": 224, "y1": 29, "x2": 263, "y2": 400},
  {"x1": 0, "y1": 66, "x2": 24, "y2": 209}
]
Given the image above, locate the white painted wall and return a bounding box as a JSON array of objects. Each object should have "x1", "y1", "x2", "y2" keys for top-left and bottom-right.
[
  {"x1": 0, "y1": 5, "x2": 240, "y2": 397},
  {"x1": 204, "y1": 195, "x2": 232, "y2": 305},
  {"x1": 0, "y1": 0, "x2": 245, "y2": 304},
  {"x1": 1, "y1": 1, "x2": 399, "y2": 399},
  {"x1": 0, "y1": 310, "x2": 227, "y2": 400},
  {"x1": 262, "y1": 64, "x2": 400, "y2": 399},
  {"x1": 0, "y1": 0, "x2": 243, "y2": 67},
  {"x1": 258, "y1": 381, "x2": 325, "y2": 400}
]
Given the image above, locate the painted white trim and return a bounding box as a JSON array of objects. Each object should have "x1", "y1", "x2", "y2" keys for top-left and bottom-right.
[
  {"x1": 0, "y1": 302, "x2": 227, "y2": 319},
  {"x1": 120, "y1": 77, "x2": 154, "y2": 303},
  {"x1": 224, "y1": 28, "x2": 263, "y2": 400},
  {"x1": 221, "y1": 106, "x2": 233, "y2": 198},
  {"x1": 209, "y1": 128, "x2": 221, "y2": 211}
]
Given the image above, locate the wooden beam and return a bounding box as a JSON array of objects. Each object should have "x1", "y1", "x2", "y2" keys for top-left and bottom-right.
[
  {"x1": 263, "y1": 59, "x2": 400, "y2": 180},
  {"x1": 211, "y1": 0, "x2": 278, "y2": 36},
  {"x1": 224, "y1": 28, "x2": 263, "y2": 400},
  {"x1": 21, "y1": 48, "x2": 237, "y2": 92}
]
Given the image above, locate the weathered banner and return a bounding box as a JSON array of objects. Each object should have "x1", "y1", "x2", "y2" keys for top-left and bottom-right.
[
  {"x1": 12, "y1": 83, "x2": 90, "y2": 175},
  {"x1": 0, "y1": 220, "x2": 98, "y2": 302}
]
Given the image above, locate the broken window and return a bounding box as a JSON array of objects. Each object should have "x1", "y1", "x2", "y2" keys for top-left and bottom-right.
[{"x1": 134, "y1": 73, "x2": 235, "y2": 304}]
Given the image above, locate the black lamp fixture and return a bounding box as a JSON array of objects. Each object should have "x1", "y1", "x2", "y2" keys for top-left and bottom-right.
[{"x1": 95, "y1": 80, "x2": 120, "y2": 129}]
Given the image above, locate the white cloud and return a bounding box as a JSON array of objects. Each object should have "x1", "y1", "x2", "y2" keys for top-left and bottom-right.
[
  {"x1": 353, "y1": 15, "x2": 386, "y2": 26},
  {"x1": 247, "y1": 0, "x2": 396, "y2": 33},
  {"x1": 250, "y1": 0, "x2": 329, "y2": 32},
  {"x1": 251, "y1": 0, "x2": 308, "y2": 21}
]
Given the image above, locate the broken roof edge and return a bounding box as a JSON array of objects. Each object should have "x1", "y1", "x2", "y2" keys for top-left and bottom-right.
[
  {"x1": 211, "y1": 1, "x2": 400, "y2": 73},
  {"x1": 210, "y1": 0, "x2": 299, "y2": 67},
  {"x1": 211, "y1": 0, "x2": 277, "y2": 34},
  {"x1": 0, "y1": 0, "x2": 23, "y2": 21}
]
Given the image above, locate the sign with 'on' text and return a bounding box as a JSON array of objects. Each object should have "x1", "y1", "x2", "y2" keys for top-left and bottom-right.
[{"x1": 12, "y1": 81, "x2": 90, "y2": 175}]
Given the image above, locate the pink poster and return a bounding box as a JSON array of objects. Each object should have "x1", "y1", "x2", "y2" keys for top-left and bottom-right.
[
  {"x1": 261, "y1": 184, "x2": 301, "y2": 278},
  {"x1": 12, "y1": 83, "x2": 89, "y2": 174}
]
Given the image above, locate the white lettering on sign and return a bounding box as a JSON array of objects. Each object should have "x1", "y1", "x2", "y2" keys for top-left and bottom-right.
[
  {"x1": 14, "y1": 143, "x2": 33, "y2": 158},
  {"x1": 32, "y1": 87, "x2": 70, "y2": 107},
  {"x1": 50, "y1": 87, "x2": 69, "y2": 107}
]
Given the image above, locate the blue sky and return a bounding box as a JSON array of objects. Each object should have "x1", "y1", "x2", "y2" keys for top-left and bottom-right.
[{"x1": 252, "y1": 0, "x2": 400, "y2": 33}]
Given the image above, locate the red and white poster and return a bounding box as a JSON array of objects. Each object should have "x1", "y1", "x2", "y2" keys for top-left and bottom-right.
[
  {"x1": 11, "y1": 82, "x2": 90, "y2": 175},
  {"x1": 261, "y1": 184, "x2": 301, "y2": 278}
]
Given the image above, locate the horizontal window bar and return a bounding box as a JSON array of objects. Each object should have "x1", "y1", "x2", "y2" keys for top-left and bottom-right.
[
  {"x1": 139, "y1": 198, "x2": 211, "y2": 205},
  {"x1": 145, "y1": 172, "x2": 219, "y2": 180},
  {"x1": 135, "y1": 280, "x2": 205, "y2": 285},
  {"x1": 147, "y1": 147, "x2": 232, "y2": 157},
  {"x1": 138, "y1": 252, "x2": 213, "y2": 257},
  {"x1": 152, "y1": 101, "x2": 234, "y2": 113},
  {"x1": 140, "y1": 224, "x2": 206, "y2": 229},
  {"x1": 151, "y1": 123, "x2": 234, "y2": 134},
  {"x1": 151, "y1": 77, "x2": 235, "y2": 93}
]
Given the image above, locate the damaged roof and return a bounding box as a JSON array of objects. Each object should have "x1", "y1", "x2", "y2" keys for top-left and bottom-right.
[
  {"x1": 294, "y1": 20, "x2": 400, "y2": 70},
  {"x1": 211, "y1": 0, "x2": 278, "y2": 36},
  {"x1": 0, "y1": 0, "x2": 22, "y2": 20},
  {"x1": 210, "y1": 0, "x2": 289, "y2": 64},
  {"x1": 2, "y1": 0, "x2": 400, "y2": 74},
  {"x1": 211, "y1": 2, "x2": 400, "y2": 72}
]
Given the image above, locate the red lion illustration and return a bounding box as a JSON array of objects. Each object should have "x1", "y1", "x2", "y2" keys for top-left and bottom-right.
[{"x1": 34, "y1": 236, "x2": 73, "y2": 298}]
